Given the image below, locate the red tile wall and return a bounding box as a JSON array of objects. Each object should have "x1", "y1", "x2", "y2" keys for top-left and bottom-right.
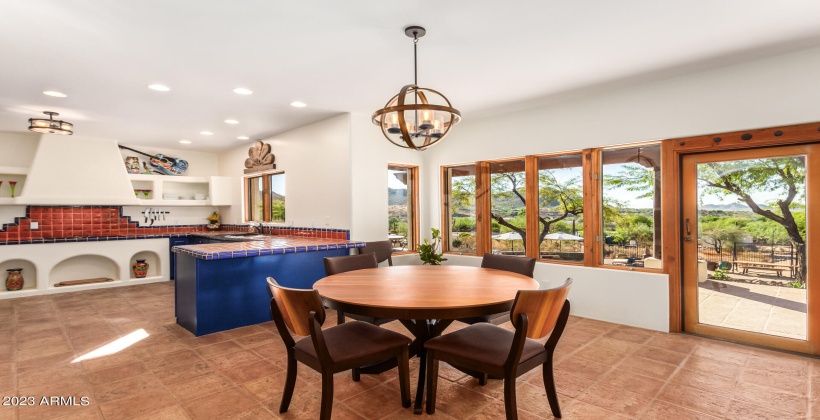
[
  {"x1": 0, "y1": 206, "x2": 206, "y2": 241},
  {"x1": 0, "y1": 207, "x2": 349, "y2": 242}
]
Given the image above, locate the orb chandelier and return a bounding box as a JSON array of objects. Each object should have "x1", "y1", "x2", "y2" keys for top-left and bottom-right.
[
  {"x1": 372, "y1": 26, "x2": 461, "y2": 151},
  {"x1": 28, "y1": 111, "x2": 73, "y2": 135}
]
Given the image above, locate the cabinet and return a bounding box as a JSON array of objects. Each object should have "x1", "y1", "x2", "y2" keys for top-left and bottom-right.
[
  {"x1": 128, "y1": 174, "x2": 231, "y2": 206},
  {"x1": 0, "y1": 166, "x2": 28, "y2": 204},
  {"x1": 169, "y1": 237, "x2": 189, "y2": 280}
]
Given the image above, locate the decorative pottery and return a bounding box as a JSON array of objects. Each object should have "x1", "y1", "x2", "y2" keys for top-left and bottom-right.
[
  {"x1": 125, "y1": 156, "x2": 140, "y2": 174},
  {"x1": 132, "y1": 260, "x2": 149, "y2": 278},
  {"x1": 5, "y1": 268, "x2": 23, "y2": 291},
  {"x1": 206, "y1": 222, "x2": 221, "y2": 231}
]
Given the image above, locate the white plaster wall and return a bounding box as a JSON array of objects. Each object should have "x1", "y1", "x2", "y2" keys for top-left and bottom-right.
[
  {"x1": 0, "y1": 239, "x2": 170, "y2": 299},
  {"x1": 0, "y1": 131, "x2": 39, "y2": 167},
  {"x1": 349, "y1": 113, "x2": 425, "y2": 241},
  {"x1": 421, "y1": 46, "x2": 820, "y2": 332},
  {"x1": 217, "y1": 114, "x2": 352, "y2": 228}
]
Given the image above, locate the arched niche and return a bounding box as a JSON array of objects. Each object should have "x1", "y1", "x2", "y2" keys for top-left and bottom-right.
[
  {"x1": 49, "y1": 254, "x2": 119, "y2": 287},
  {"x1": 0, "y1": 259, "x2": 37, "y2": 292},
  {"x1": 129, "y1": 250, "x2": 161, "y2": 279}
]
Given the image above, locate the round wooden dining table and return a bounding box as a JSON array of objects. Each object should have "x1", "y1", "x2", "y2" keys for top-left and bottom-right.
[{"x1": 313, "y1": 265, "x2": 539, "y2": 414}]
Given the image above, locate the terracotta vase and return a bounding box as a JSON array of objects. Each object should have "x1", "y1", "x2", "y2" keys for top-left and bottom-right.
[
  {"x1": 132, "y1": 260, "x2": 149, "y2": 278},
  {"x1": 5, "y1": 268, "x2": 23, "y2": 291}
]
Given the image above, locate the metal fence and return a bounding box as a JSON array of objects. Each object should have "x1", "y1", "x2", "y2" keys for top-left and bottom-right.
[{"x1": 697, "y1": 242, "x2": 795, "y2": 265}]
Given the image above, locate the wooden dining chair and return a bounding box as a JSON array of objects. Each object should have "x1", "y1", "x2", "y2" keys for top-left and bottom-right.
[
  {"x1": 361, "y1": 240, "x2": 394, "y2": 266},
  {"x1": 425, "y1": 278, "x2": 572, "y2": 419},
  {"x1": 457, "y1": 253, "x2": 537, "y2": 325},
  {"x1": 323, "y1": 253, "x2": 393, "y2": 326},
  {"x1": 267, "y1": 277, "x2": 411, "y2": 420}
]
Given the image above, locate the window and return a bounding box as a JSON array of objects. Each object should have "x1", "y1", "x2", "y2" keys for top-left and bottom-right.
[
  {"x1": 245, "y1": 171, "x2": 286, "y2": 222},
  {"x1": 443, "y1": 164, "x2": 477, "y2": 254},
  {"x1": 490, "y1": 160, "x2": 527, "y2": 256},
  {"x1": 537, "y1": 154, "x2": 584, "y2": 262},
  {"x1": 388, "y1": 164, "x2": 418, "y2": 251},
  {"x1": 440, "y1": 143, "x2": 663, "y2": 272},
  {"x1": 600, "y1": 144, "x2": 662, "y2": 269}
]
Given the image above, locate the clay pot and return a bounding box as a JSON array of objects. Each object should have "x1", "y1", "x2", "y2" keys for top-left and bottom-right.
[
  {"x1": 133, "y1": 260, "x2": 149, "y2": 278},
  {"x1": 5, "y1": 268, "x2": 23, "y2": 291}
]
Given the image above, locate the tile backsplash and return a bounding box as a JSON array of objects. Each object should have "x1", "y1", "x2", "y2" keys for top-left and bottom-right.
[{"x1": 0, "y1": 206, "x2": 349, "y2": 242}]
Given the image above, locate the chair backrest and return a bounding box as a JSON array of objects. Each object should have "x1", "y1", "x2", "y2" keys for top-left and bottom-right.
[
  {"x1": 361, "y1": 241, "x2": 394, "y2": 266},
  {"x1": 267, "y1": 277, "x2": 326, "y2": 336},
  {"x1": 481, "y1": 253, "x2": 536, "y2": 277},
  {"x1": 510, "y1": 278, "x2": 572, "y2": 339},
  {"x1": 324, "y1": 253, "x2": 379, "y2": 276}
]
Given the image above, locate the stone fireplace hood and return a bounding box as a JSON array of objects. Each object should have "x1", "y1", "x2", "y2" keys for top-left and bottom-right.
[{"x1": 22, "y1": 135, "x2": 139, "y2": 205}]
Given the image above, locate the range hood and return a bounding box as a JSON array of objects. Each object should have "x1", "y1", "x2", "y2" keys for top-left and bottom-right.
[{"x1": 21, "y1": 135, "x2": 139, "y2": 205}]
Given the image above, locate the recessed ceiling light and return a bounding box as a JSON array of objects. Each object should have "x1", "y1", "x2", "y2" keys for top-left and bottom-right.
[
  {"x1": 290, "y1": 101, "x2": 307, "y2": 108},
  {"x1": 237, "y1": 136, "x2": 250, "y2": 140},
  {"x1": 43, "y1": 91, "x2": 67, "y2": 98},
  {"x1": 232, "y1": 87, "x2": 253, "y2": 95},
  {"x1": 147, "y1": 84, "x2": 170, "y2": 92},
  {"x1": 179, "y1": 140, "x2": 192, "y2": 144},
  {"x1": 200, "y1": 131, "x2": 213, "y2": 135},
  {"x1": 224, "y1": 119, "x2": 239, "y2": 124}
]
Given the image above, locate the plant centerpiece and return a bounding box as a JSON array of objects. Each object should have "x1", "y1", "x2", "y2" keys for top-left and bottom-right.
[
  {"x1": 418, "y1": 228, "x2": 447, "y2": 265},
  {"x1": 205, "y1": 211, "x2": 221, "y2": 230}
]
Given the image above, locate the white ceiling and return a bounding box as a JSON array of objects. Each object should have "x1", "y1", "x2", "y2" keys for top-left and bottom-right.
[{"x1": 3, "y1": 1, "x2": 820, "y2": 151}]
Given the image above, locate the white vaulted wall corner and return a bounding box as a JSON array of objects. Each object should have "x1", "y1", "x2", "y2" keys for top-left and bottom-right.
[{"x1": 217, "y1": 114, "x2": 352, "y2": 228}]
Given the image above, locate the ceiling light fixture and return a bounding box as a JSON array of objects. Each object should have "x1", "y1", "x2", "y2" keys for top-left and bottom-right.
[
  {"x1": 224, "y1": 119, "x2": 239, "y2": 124},
  {"x1": 232, "y1": 88, "x2": 253, "y2": 95},
  {"x1": 237, "y1": 136, "x2": 249, "y2": 140},
  {"x1": 28, "y1": 111, "x2": 73, "y2": 135},
  {"x1": 147, "y1": 84, "x2": 170, "y2": 92},
  {"x1": 290, "y1": 101, "x2": 307, "y2": 108},
  {"x1": 200, "y1": 131, "x2": 213, "y2": 135},
  {"x1": 372, "y1": 26, "x2": 460, "y2": 151},
  {"x1": 179, "y1": 140, "x2": 192, "y2": 144},
  {"x1": 43, "y1": 91, "x2": 67, "y2": 98}
]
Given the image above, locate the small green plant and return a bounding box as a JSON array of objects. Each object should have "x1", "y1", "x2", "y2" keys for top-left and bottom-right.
[
  {"x1": 788, "y1": 280, "x2": 805, "y2": 289},
  {"x1": 418, "y1": 228, "x2": 448, "y2": 265},
  {"x1": 712, "y1": 267, "x2": 729, "y2": 280},
  {"x1": 451, "y1": 238, "x2": 463, "y2": 249}
]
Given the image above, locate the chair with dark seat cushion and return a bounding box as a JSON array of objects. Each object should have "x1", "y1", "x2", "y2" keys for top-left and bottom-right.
[
  {"x1": 457, "y1": 253, "x2": 536, "y2": 325},
  {"x1": 267, "y1": 277, "x2": 411, "y2": 420},
  {"x1": 425, "y1": 278, "x2": 572, "y2": 419},
  {"x1": 361, "y1": 240, "x2": 394, "y2": 266},
  {"x1": 323, "y1": 253, "x2": 393, "y2": 326}
]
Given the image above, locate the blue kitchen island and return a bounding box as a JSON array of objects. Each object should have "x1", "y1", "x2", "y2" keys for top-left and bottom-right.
[{"x1": 173, "y1": 234, "x2": 365, "y2": 336}]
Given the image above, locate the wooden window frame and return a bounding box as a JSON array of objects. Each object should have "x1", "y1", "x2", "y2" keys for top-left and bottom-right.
[
  {"x1": 388, "y1": 163, "x2": 420, "y2": 253},
  {"x1": 243, "y1": 170, "x2": 285, "y2": 223},
  {"x1": 441, "y1": 162, "x2": 480, "y2": 255}
]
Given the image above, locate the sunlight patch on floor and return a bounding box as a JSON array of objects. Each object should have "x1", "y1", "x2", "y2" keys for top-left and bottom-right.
[{"x1": 71, "y1": 329, "x2": 149, "y2": 363}]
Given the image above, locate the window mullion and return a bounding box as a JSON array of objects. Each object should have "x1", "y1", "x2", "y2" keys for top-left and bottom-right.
[
  {"x1": 525, "y1": 156, "x2": 539, "y2": 259},
  {"x1": 475, "y1": 162, "x2": 491, "y2": 255},
  {"x1": 582, "y1": 149, "x2": 601, "y2": 267}
]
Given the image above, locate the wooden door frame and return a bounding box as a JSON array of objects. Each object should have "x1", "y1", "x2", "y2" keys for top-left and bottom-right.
[
  {"x1": 680, "y1": 144, "x2": 819, "y2": 353},
  {"x1": 663, "y1": 121, "x2": 820, "y2": 334}
]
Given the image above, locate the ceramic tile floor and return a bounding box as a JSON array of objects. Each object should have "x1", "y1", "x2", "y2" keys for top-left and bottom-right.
[{"x1": 0, "y1": 281, "x2": 819, "y2": 419}]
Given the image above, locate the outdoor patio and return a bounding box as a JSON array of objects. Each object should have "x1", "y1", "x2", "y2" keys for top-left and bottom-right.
[{"x1": 698, "y1": 272, "x2": 807, "y2": 340}]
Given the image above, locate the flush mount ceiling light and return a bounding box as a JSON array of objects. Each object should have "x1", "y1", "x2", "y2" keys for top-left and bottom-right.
[
  {"x1": 43, "y1": 90, "x2": 67, "y2": 98},
  {"x1": 290, "y1": 101, "x2": 307, "y2": 108},
  {"x1": 28, "y1": 111, "x2": 73, "y2": 135},
  {"x1": 372, "y1": 26, "x2": 461, "y2": 151},
  {"x1": 147, "y1": 84, "x2": 170, "y2": 92},
  {"x1": 179, "y1": 140, "x2": 192, "y2": 144},
  {"x1": 224, "y1": 119, "x2": 239, "y2": 124},
  {"x1": 200, "y1": 131, "x2": 214, "y2": 135},
  {"x1": 233, "y1": 87, "x2": 253, "y2": 95},
  {"x1": 237, "y1": 136, "x2": 250, "y2": 140}
]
